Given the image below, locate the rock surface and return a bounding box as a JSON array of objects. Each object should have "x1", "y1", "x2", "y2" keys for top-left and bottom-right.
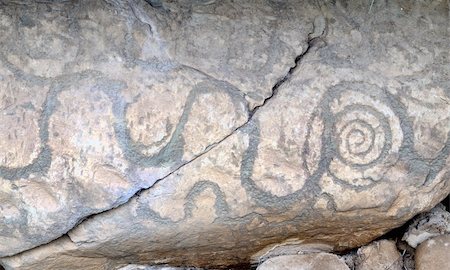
[
  {"x1": 0, "y1": 0, "x2": 449, "y2": 269},
  {"x1": 402, "y1": 203, "x2": 450, "y2": 248},
  {"x1": 355, "y1": 240, "x2": 403, "y2": 270},
  {"x1": 256, "y1": 253, "x2": 349, "y2": 270},
  {"x1": 415, "y1": 235, "x2": 450, "y2": 270},
  {"x1": 118, "y1": 265, "x2": 199, "y2": 270}
]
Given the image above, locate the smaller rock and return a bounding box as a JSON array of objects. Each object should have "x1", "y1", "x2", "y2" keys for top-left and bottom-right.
[
  {"x1": 415, "y1": 234, "x2": 450, "y2": 270},
  {"x1": 256, "y1": 253, "x2": 349, "y2": 270},
  {"x1": 355, "y1": 240, "x2": 403, "y2": 270},
  {"x1": 396, "y1": 241, "x2": 415, "y2": 270},
  {"x1": 118, "y1": 265, "x2": 201, "y2": 270},
  {"x1": 340, "y1": 252, "x2": 357, "y2": 270},
  {"x1": 402, "y1": 203, "x2": 450, "y2": 248}
]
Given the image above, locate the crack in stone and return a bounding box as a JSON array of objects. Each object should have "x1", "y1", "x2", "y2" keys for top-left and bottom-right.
[
  {"x1": 249, "y1": 39, "x2": 324, "y2": 118},
  {"x1": 0, "y1": 16, "x2": 327, "y2": 261},
  {"x1": 130, "y1": 28, "x2": 327, "y2": 209},
  {"x1": 129, "y1": 1, "x2": 155, "y2": 36}
]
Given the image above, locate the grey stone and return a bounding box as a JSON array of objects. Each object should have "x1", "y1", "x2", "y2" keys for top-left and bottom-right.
[
  {"x1": 415, "y1": 235, "x2": 450, "y2": 270},
  {"x1": 118, "y1": 265, "x2": 201, "y2": 270},
  {"x1": 355, "y1": 240, "x2": 403, "y2": 270},
  {"x1": 402, "y1": 204, "x2": 450, "y2": 248},
  {"x1": 0, "y1": 0, "x2": 449, "y2": 269},
  {"x1": 257, "y1": 253, "x2": 349, "y2": 270}
]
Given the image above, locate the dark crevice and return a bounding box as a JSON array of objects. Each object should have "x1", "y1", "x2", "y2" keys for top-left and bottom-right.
[
  {"x1": 144, "y1": 0, "x2": 163, "y2": 9},
  {"x1": 444, "y1": 194, "x2": 450, "y2": 211}
]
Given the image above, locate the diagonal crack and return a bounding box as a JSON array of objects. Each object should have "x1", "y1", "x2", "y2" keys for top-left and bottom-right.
[
  {"x1": 130, "y1": 24, "x2": 327, "y2": 211},
  {"x1": 249, "y1": 39, "x2": 325, "y2": 117},
  {"x1": 0, "y1": 18, "x2": 327, "y2": 261}
]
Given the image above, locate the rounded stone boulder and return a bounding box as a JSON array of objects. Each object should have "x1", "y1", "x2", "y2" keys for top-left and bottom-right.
[
  {"x1": 415, "y1": 235, "x2": 450, "y2": 270},
  {"x1": 257, "y1": 253, "x2": 349, "y2": 270},
  {"x1": 355, "y1": 240, "x2": 403, "y2": 270},
  {"x1": 0, "y1": 0, "x2": 449, "y2": 269}
]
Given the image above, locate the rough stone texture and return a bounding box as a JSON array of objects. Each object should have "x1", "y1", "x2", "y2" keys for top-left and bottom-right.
[
  {"x1": 0, "y1": 0, "x2": 450, "y2": 269},
  {"x1": 402, "y1": 203, "x2": 450, "y2": 248},
  {"x1": 340, "y1": 252, "x2": 357, "y2": 270},
  {"x1": 355, "y1": 240, "x2": 403, "y2": 270},
  {"x1": 396, "y1": 241, "x2": 416, "y2": 270},
  {"x1": 252, "y1": 241, "x2": 334, "y2": 264},
  {"x1": 415, "y1": 234, "x2": 450, "y2": 270},
  {"x1": 118, "y1": 265, "x2": 199, "y2": 270},
  {"x1": 256, "y1": 253, "x2": 349, "y2": 270},
  {"x1": 0, "y1": 0, "x2": 268, "y2": 256}
]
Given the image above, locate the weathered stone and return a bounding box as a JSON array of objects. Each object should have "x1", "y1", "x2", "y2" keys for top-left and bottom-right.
[
  {"x1": 355, "y1": 240, "x2": 403, "y2": 270},
  {"x1": 0, "y1": 0, "x2": 449, "y2": 269},
  {"x1": 0, "y1": 0, "x2": 250, "y2": 256},
  {"x1": 151, "y1": 0, "x2": 317, "y2": 109},
  {"x1": 118, "y1": 265, "x2": 200, "y2": 270},
  {"x1": 256, "y1": 253, "x2": 349, "y2": 270},
  {"x1": 396, "y1": 241, "x2": 416, "y2": 270},
  {"x1": 252, "y1": 241, "x2": 334, "y2": 264},
  {"x1": 415, "y1": 235, "x2": 450, "y2": 270},
  {"x1": 340, "y1": 252, "x2": 357, "y2": 270},
  {"x1": 402, "y1": 203, "x2": 450, "y2": 248}
]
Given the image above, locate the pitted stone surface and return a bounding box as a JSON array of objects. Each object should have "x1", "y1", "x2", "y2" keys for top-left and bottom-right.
[
  {"x1": 415, "y1": 235, "x2": 450, "y2": 270},
  {"x1": 355, "y1": 240, "x2": 403, "y2": 270},
  {"x1": 0, "y1": 0, "x2": 449, "y2": 269},
  {"x1": 256, "y1": 253, "x2": 349, "y2": 270},
  {"x1": 402, "y1": 203, "x2": 450, "y2": 248},
  {"x1": 0, "y1": 0, "x2": 250, "y2": 256}
]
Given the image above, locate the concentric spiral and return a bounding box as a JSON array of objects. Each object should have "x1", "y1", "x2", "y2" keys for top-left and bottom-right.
[
  {"x1": 304, "y1": 82, "x2": 404, "y2": 187},
  {"x1": 333, "y1": 104, "x2": 391, "y2": 167}
]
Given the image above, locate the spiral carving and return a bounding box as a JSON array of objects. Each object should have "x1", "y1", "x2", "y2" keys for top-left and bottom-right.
[{"x1": 306, "y1": 82, "x2": 404, "y2": 187}]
